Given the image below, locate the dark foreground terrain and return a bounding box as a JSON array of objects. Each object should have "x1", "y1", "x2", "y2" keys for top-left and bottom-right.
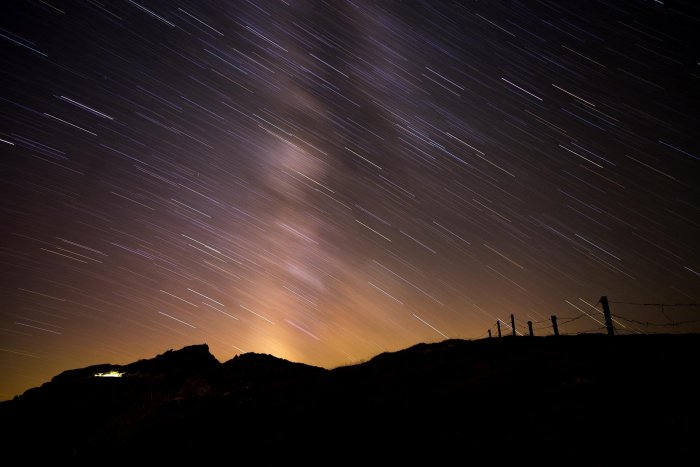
[{"x1": 1, "y1": 334, "x2": 698, "y2": 462}]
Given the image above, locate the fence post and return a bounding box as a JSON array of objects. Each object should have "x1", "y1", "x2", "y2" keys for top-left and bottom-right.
[
  {"x1": 497, "y1": 320, "x2": 502, "y2": 338},
  {"x1": 528, "y1": 320, "x2": 533, "y2": 337},
  {"x1": 488, "y1": 329, "x2": 492, "y2": 338},
  {"x1": 600, "y1": 296, "x2": 615, "y2": 336},
  {"x1": 511, "y1": 314, "x2": 516, "y2": 336},
  {"x1": 551, "y1": 315, "x2": 559, "y2": 336}
]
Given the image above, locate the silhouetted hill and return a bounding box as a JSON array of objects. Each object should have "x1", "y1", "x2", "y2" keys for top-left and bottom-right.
[
  {"x1": 1, "y1": 335, "x2": 698, "y2": 462},
  {"x1": 49, "y1": 343, "x2": 218, "y2": 384}
]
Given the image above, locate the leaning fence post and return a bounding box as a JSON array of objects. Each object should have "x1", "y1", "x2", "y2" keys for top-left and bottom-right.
[
  {"x1": 600, "y1": 296, "x2": 615, "y2": 336},
  {"x1": 488, "y1": 329, "x2": 492, "y2": 338},
  {"x1": 551, "y1": 315, "x2": 559, "y2": 336}
]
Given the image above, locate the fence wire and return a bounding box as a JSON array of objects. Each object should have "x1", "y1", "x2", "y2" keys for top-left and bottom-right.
[{"x1": 480, "y1": 298, "x2": 699, "y2": 339}]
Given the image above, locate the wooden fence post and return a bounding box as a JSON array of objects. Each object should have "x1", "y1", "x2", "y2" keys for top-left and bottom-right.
[
  {"x1": 488, "y1": 329, "x2": 492, "y2": 338},
  {"x1": 497, "y1": 320, "x2": 502, "y2": 338},
  {"x1": 528, "y1": 320, "x2": 533, "y2": 337},
  {"x1": 551, "y1": 315, "x2": 559, "y2": 336},
  {"x1": 511, "y1": 314, "x2": 516, "y2": 336},
  {"x1": 600, "y1": 296, "x2": 615, "y2": 336}
]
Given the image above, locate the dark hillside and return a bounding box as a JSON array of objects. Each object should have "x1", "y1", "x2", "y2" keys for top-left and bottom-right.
[{"x1": 1, "y1": 335, "x2": 697, "y2": 462}]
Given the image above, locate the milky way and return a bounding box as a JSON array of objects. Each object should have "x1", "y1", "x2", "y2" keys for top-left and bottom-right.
[{"x1": 2, "y1": 0, "x2": 699, "y2": 399}]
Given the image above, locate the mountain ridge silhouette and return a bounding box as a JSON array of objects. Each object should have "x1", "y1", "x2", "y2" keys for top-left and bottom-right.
[{"x1": 1, "y1": 334, "x2": 698, "y2": 461}]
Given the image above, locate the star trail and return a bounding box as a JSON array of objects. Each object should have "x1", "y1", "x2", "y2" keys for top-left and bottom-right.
[{"x1": 1, "y1": 0, "x2": 699, "y2": 400}]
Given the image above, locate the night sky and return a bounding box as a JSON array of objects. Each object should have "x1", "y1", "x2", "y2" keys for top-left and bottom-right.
[{"x1": 2, "y1": 0, "x2": 699, "y2": 400}]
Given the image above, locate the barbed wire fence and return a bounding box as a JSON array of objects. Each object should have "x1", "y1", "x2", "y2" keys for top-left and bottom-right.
[
  {"x1": 481, "y1": 296, "x2": 700, "y2": 339},
  {"x1": 609, "y1": 301, "x2": 700, "y2": 331}
]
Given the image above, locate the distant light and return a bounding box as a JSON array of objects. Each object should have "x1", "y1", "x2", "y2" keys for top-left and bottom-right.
[{"x1": 94, "y1": 370, "x2": 124, "y2": 378}]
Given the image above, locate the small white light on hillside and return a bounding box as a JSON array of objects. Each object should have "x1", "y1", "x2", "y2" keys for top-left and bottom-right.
[{"x1": 94, "y1": 371, "x2": 124, "y2": 378}]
